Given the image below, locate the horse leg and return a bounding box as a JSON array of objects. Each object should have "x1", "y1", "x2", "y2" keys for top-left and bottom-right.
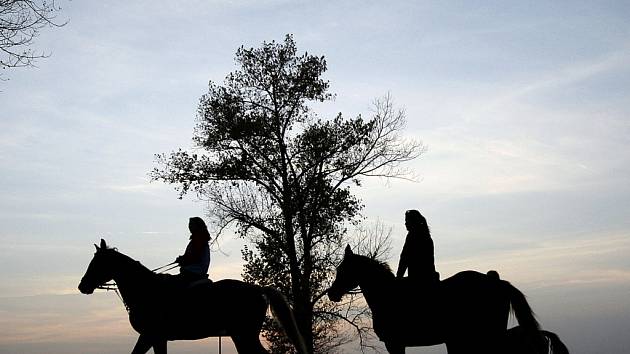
[
  {"x1": 384, "y1": 341, "x2": 405, "y2": 354},
  {"x1": 232, "y1": 333, "x2": 268, "y2": 354},
  {"x1": 476, "y1": 337, "x2": 501, "y2": 354},
  {"x1": 131, "y1": 335, "x2": 152, "y2": 354},
  {"x1": 151, "y1": 339, "x2": 167, "y2": 354},
  {"x1": 446, "y1": 337, "x2": 500, "y2": 354},
  {"x1": 445, "y1": 342, "x2": 464, "y2": 354}
]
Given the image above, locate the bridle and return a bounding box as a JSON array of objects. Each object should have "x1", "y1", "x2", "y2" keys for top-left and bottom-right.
[
  {"x1": 93, "y1": 260, "x2": 179, "y2": 313},
  {"x1": 96, "y1": 282, "x2": 129, "y2": 312}
]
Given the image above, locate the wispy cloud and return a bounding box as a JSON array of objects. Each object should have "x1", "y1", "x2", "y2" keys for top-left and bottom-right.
[
  {"x1": 438, "y1": 233, "x2": 630, "y2": 289},
  {"x1": 0, "y1": 294, "x2": 129, "y2": 343},
  {"x1": 470, "y1": 43, "x2": 630, "y2": 117},
  {"x1": 102, "y1": 182, "x2": 165, "y2": 195}
]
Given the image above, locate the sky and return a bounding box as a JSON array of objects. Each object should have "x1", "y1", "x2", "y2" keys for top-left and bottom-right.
[{"x1": 1, "y1": 0, "x2": 630, "y2": 353}]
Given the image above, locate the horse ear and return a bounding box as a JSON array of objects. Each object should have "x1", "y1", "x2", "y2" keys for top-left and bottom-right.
[
  {"x1": 100, "y1": 239, "x2": 107, "y2": 249},
  {"x1": 94, "y1": 243, "x2": 100, "y2": 251},
  {"x1": 345, "y1": 244, "x2": 353, "y2": 255}
]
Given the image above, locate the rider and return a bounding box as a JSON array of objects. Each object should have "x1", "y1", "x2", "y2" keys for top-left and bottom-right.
[
  {"x1": 396, "y1": 209, "x2": 439, "y2": 283},
  {"x1": 175, "y1": 217, "x2": 211, "y2": 284}
]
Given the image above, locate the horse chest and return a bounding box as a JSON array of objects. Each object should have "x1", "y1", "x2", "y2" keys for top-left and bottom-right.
[{"x1": 129, "y1": 309, "x2": 163, "y2": 334}]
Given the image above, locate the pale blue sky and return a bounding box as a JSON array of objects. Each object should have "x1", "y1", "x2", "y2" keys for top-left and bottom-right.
[{"x1": 1, "y1": 1, "x2": 630, "y2": 353}]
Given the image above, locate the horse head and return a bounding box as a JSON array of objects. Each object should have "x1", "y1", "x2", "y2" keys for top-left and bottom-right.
[
  {"x1": 328, "y1": 245, "x2": 361, "y2": 302},
  {"x1": 78, "y1": 239, "x2": 117, "y2": 294}
]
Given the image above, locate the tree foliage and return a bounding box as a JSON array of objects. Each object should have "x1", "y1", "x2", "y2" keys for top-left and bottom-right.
[
  {"x1": 152, "y1": 35, "x2": 424, "y2": 353},
  {"x1": 1, "y1": 0, "x2": 66, "y2": 75}
]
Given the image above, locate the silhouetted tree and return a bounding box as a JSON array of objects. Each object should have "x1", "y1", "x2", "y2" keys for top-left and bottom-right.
[
  {"x1": 1, "y1": 0, "x2": 66, "y2": 78},
  {"x1": 152, "y1": 35, "x2": 424, "y2": 353}
]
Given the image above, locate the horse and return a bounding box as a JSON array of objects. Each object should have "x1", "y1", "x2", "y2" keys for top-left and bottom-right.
[
  {"x1": 327, "y1": 245, "x2": 569, "y2": 354},
  {"x1": 78, "y1": 239, "x2": 308, "y2": 354}
]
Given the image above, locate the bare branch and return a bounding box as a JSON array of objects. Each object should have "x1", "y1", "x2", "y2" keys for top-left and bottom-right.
[{"x1": 1, "y1": 0, "x2": 66, "y2": 73}]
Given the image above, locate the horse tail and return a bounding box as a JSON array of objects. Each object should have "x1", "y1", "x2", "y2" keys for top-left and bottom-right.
[
  {"x1": 506, "y1": 326, "x2": 570, "y2": 354},
  {"x1": 496, "y1": 275, "x2": 569, "y2": 353},
  {"x1": 501, "y1": 279, "x2": 541, "y2": 331},
  {"x1": 262, "y1": 287, "x2": 309, "y2": 354},
  {"x1": 541, "y1": 330, "x2": 570, "y2": 354},
  {"x1": 500, "y1": 278, "x2": 553, "y2": 353}
]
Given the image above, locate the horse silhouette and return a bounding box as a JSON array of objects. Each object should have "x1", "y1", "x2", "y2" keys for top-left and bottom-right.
[
  {"x1": 328, "y1": 245, "x2": 569, "y2": 354},
  {"x1": 78, "y1": 239, "x2": 308, "y2": 354}
]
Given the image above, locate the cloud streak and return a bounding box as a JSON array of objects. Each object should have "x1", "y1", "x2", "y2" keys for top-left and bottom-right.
[{"x1": 438, "y1": 233, "x2": 630, "y2": 289}]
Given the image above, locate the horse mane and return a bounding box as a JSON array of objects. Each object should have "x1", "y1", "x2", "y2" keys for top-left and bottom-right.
[
  {"x1": 102, "y1": 245, "x2": 151, "y2": 274},
  {"x1": 352, "y1": 254, "x2": 395, "y2": 279}
]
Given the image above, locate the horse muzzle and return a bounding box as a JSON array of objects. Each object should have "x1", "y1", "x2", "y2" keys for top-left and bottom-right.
[
  {"x1": 78, "y1": 279, "x2": 95, "y2": 294},
  {"x1": 327, "y1": 288, "x2": 342, "y2": 302}
]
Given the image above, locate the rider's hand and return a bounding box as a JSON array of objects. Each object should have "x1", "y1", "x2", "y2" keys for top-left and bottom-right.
[{"x1": 175, "y1": 256, "x2": 183, "y2": 264}]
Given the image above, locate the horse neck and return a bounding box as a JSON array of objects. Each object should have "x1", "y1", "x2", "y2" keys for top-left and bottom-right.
[
  {"x1": 110, "y1": 252, "x2": 154, "y2": 309},
  {"x1": 355, "y1": 258, "x2": 395, "y2": 312}
]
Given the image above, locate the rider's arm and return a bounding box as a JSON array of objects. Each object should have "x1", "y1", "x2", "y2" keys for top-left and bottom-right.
[
  {"x1": 396, "y1": 260, "x2": 407, "y2": 278},
  {"x1": 396, "y1": 240, "x2": 409, "y2": 278}
]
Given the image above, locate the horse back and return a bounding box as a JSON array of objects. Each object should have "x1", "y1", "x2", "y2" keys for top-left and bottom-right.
[
  {"x1": 440, "y1": 270, "x2": 511, "y2": 332},
  {"x1": 391, "y1": 271, "x2": 508, "y2": 328},
  {"x1": 132, "y1": 278, "x2": 268, "y2": 340},
  {"x1": 373, "y1": 271, "x2": 512, "y2": 347}
]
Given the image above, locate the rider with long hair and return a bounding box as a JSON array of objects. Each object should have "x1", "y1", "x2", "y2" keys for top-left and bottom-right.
[
  {"x1": 396, "y1": 209, "x2": 438, "y2": 283},
  {"x1": 175, "y1": 217, "x2": 211, "y2": 283}
]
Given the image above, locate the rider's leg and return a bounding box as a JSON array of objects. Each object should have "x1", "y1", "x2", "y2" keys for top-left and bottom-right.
[{"x1": 232, "y1": 332, "x2": 269, "y2": 354}]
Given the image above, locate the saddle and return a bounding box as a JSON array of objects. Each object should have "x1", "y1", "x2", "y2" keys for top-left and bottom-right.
[
  {"x1": 394, "y1": 272, "x2": 440, "y2": 302},
  {"x1": 156, "y1": 273, "x2": 213, "y2": 294},
  {"x1": 187, "y1": 278, "x2": 213, "y2": 289}
]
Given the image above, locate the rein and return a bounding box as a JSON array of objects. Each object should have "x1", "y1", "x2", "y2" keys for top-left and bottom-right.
[
  {"x1": 152, "y1": 261, "x2": 178, "y2": 273},
  {"x1": 97, "y1": 282, "x2": 129, "y2": 313}
]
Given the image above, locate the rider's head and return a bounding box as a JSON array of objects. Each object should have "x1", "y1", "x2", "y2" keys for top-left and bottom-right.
[
  {"x1": 404, "y1": 209, "x2": 427, "y2": 233},
  {"x1": 189, "y1": 217, "x2": 210, "y2": 241}
]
